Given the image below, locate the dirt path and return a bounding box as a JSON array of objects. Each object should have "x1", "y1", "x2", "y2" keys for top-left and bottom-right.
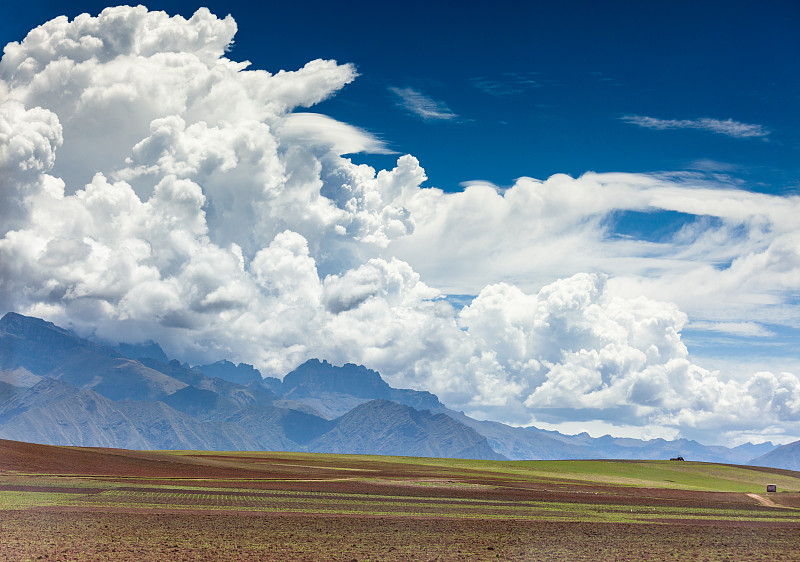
[{"x1": 747, "y1": 493, "x2": 781, "y2": 508}]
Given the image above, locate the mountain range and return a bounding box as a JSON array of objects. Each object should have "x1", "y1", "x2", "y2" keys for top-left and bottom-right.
[{"x1": 1, "y1": 312, "x2": 796, "y2": 469}]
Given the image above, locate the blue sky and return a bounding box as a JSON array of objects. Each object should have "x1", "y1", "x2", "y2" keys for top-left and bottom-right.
[
  {"x1": 1, "y1": 1, "x2": 799, "y2": 444},
  {"x1": 5, "y1": 1, "x2": 798, "y2": 192}
]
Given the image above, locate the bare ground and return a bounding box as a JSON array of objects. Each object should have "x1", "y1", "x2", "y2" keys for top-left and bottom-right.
[
  {"x1": 2, "y1": 510, "x2": 799, "y2": 562},
  {"x1": 1, "y1": 439, "x2": 798, "y2": 561}
]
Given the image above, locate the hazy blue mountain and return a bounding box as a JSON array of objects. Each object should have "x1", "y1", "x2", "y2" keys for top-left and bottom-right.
[
  {"x1": 732, "y1": 441, "x2": 778, "y2": 461},
  {"x1": 0, "y1": 377, "x2": 328, "y2": 452},
  {"x1": 0, "y1": 378, "x2": 150, "y2": 449},
  {"x1": 308, "y1": 399, "x2": 504, "y2": 460},
  {"x1": 115, "y1": 341, "x2": 169, "y2": 363},
  {"x1": 56, "y1": 355, "x2": 187, "y2": 402},
  {"x1": 527, "y1": 429, "x2": 777, "y2": 464},
  {"x1": 0, "y1": 367, "x2": 42, "y2": 388},
  {"x1": 0, "y1": 381, "x2": 23, "y2": 405},
  {"x1": 437, "y1": 409, "x2": 777, "y2": 463},
  {"x1": 258, "y1": 376, "x2": 284, "y2": 395},
  {"x1": 0, "y1": 312, "x2": 787, "y2": 465},
  {"x1": 224, "y1": 403, "x2": 333, "y2": 449},
  {"x1": 1, "y1": 312, "x2": 187, "y2": 402},
  {"x1": 438, "y1": 409, "x2": 594, "y2": 460},
  {"x1": 196, "y1": 360, "x2": 262, "y2": 385},
  {"x1": 136, "y1": 357, "x2": 279, "y2": 408},
  {"x1": 281, "y1": 359, "x2": 443, "y2": 418},
  {"x1": 0, "y1": 313, "x2": 500, "y2": 459},
  {"x1": 0, "y1": 378, "x2": 270, "y2": 450},
  {"x1": 162, "y1": 385, "x2": 242, "y2": 420},
  {"x1": 1, "y1": 312, "x2": 117, "y2": 374},
  {"x1": 749, "y1": 439, "x2": 800, "y2": 471},
  {"x1": 112, "y1": 400, "x2": 261, "y2": 451},
  {"x1": 283, "y1": 359, "x2": 391, "y2": 398}
]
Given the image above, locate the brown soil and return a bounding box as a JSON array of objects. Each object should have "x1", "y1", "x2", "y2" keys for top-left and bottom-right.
[
  {"x1": 1, "y1": 439, "x2": 798, "y2": 561},
  {"x1": 1, "y1": 511, "x2": 798, "y2": 561}
]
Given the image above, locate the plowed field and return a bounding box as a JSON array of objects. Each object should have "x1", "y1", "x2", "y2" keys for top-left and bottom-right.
[{"x1": 1, "y1": 439, "x2": 798, "y2": 561}]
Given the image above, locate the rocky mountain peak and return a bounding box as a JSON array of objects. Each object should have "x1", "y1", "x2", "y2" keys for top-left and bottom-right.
[{"x1": 282, "y1": 359, "x2": 392, "y2": 399}]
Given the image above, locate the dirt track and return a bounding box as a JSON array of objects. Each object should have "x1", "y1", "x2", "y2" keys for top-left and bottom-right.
[{"x1": 747, "y1": 493, "x2": 783, "y2": 508}]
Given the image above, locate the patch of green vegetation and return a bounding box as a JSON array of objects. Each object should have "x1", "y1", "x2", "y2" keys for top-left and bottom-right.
[
  {"x1": 283, "y1": 454, "x2": 797, "y2": 492},
  {"x1": 10, "y1": 453, "x2": 800, "y2": 495},
  {"x1": 10, "y1": 483, "x2": 789, "y2": 525},
  {"x1": 0, "y1": 491, "x2": 77, "y2": 509},
  {"x1": 49, "y1": 496, "x2": 798, "y2": 524},
  {"x1": 258, "y1": 454, "x2": 800, "y2": 493},
  {"x1": 495, "y1": 460, "x2": 800, "y2": 492}
]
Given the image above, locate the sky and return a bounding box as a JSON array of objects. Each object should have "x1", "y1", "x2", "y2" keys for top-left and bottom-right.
[{"x1": 1, "y1": 1, "x2": 799, "y2": 446}]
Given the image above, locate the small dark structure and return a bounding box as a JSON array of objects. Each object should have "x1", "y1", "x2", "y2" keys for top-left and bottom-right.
[
  {"x1": 669, "y1": 456, "x2": 685, "y2": 461},
  {"x1": 767, "y1": 484, "x2": 777, "y2": 493}
]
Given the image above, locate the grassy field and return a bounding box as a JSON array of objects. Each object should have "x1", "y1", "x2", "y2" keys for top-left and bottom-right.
[
  {"x1": 166, "y1": 449, "x2": 800, "y2": 490},
  {"x1": 1, "y1": 440, "x2": 799, "y2": 560}
]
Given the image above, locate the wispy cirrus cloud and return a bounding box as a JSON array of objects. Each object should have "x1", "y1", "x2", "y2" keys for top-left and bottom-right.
[
  {"x1": 589, "y1": 71, "x2": 621, "y2": 86},
  {"x1": 471, "y1": 72, "x2": 541, "y2": 97},
  {"x1": 688, "y1": 321, "x2": 776, "y2": 338},
  {"x1": 621, "y1": 115, "x2": 770, "y2": 139},
  {"x1": 389, "y1": 87, "x2": 456, "y2": 121},
  {"x1": 686, "y1": 159, "x2": 740, "y2": 173},
  {"x1": 279, "y1": 113, "x2": 395, "y2": 155}
]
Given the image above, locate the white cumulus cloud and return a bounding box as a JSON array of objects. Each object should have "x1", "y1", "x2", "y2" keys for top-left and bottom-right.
[{"x1": 1, "y1": 6, "x2": 798, "y2": 446}]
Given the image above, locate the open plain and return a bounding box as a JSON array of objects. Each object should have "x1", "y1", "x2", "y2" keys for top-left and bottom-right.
[{"x1": 1, "y1": 438, "x2": 799, "y2": 561}]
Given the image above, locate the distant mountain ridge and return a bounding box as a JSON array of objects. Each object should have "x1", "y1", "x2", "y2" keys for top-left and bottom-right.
[
  {"x1": 0, "y1": 312, "x2": 791, "y2": 468},
  {"x1": 0, "y1": 313, "x2": 497, "y2": 459},
  {"x1": 278, "y1": 359, "x2": 444, "y2": 418},
  {"x1": 749, "y1": 439, "x2": 800, "y2": 471},
  {"x1": 194, "y1": 360, "x2": 263, "y2": 386},
  {"x1": 308, "y1": 399, "x2": 503, "y2": 459}
]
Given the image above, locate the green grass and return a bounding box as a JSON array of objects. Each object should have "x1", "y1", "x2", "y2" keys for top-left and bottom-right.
[
  {"x1": 170, "y1": 451, "x2": 800, "y2": 493},
  {"x1": 493, "y1": 460, "x2": 800, "y2": 492},
  {"x1": 4, "y1": 485, "x2": 795, "y2": 524},
  {"x1": 0, "y1": 490, "x2": 78, "y2": 509}
]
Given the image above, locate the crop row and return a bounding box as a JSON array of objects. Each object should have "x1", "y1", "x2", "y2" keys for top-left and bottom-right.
[{"x1": 44, "y1": 490, "x2": 797, "y2": 524}]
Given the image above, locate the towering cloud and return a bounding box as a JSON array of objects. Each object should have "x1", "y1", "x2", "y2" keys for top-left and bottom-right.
[{"x1": 1, "y1": 6, "x2": 798, "y2": 446}]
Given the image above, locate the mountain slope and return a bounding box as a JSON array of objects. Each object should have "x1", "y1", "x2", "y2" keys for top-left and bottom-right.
[
  {"x1": 113, "y1": 400, "x2": 261, "y2": 451},
  {"x1": 280, "y1": 359, "x2": 443, "y2": 418},
  {"x1": 0, "y1": 313, "x2": 115, "y2": 374},
  {"x1": 224, "y1": 403, "x2": 333, "y2": 450},
  {"x1": 138, "y1": 357, "x2": 279, "y2": 409},
  {"x1": 0, "y1": 381, "x2": 23, "y2": 404},
  {"x1": 439, "y1": 409, "x2": 594, "y2": 460},
  {"x1": 195, "y1": 360, "x2": 262, "y2": 385},
  {"x1": 749, "y1": 439, "x2": 800, "y2": 471},
  {"x1": 115, "y1": 341, "x2": 169, "y2": 363},
  {"x1": 0, "y1": 379, "x2": 151, "y2": 449},
  {"x1": 161, "y1": 386, "x2": 242, "y2": 420},
  {"x1": 0, "y1": 366, "x2": 42, "y2": 388},
  {"x1": 308, "y1": 399, "x2": 505, "y2": 460},
  {"x1": 0, "y1": 378, "x2": 266, "y2": 450},
  {"x1": 0, "y1": 313, "x2": 188, "y2": 402}
]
